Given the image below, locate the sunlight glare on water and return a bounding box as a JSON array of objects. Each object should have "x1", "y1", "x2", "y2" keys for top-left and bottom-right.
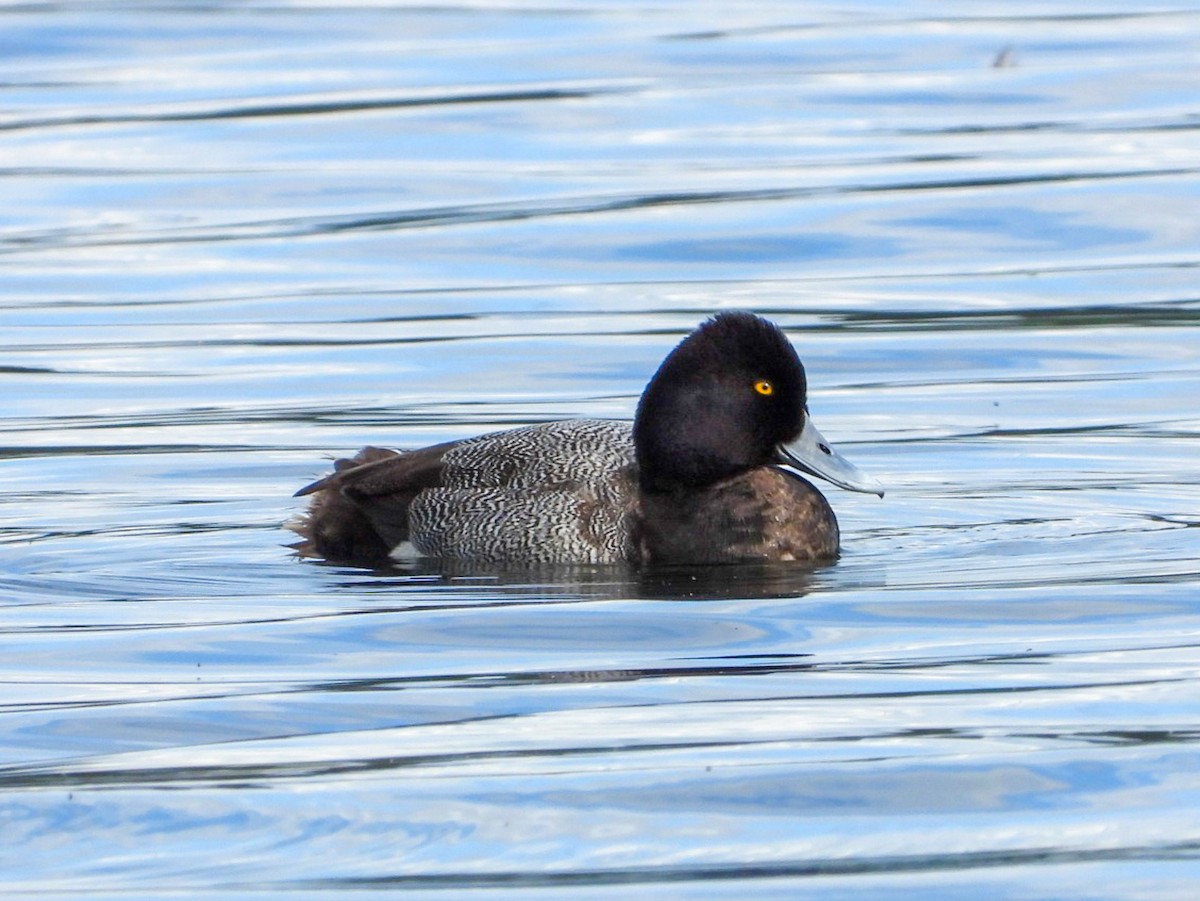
[{"x1": 1, "y1": 2, "x2": 1199, "y2": 899}]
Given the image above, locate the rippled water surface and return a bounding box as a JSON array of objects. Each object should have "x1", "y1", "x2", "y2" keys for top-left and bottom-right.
[{"x1": 3, "y1": 2, "x2": 1200, "y2": 898}]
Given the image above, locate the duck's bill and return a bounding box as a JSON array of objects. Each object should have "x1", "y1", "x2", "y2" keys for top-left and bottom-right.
[{"x1": 778, "y1": 416, "x2": 884, "y2": 497}]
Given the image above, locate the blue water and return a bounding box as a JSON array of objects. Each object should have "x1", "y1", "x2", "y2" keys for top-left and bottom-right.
[{"x1": 2, "y1": 2, "x2": 1200, "y2": 898}]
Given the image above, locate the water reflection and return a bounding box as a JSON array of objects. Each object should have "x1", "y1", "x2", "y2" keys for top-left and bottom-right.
[{"x1": 371, "y1": 559, "x2": 830, "y2": 602}]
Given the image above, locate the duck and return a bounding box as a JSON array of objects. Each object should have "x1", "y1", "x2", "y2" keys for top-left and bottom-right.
[{"x1": 290, "y1": 311, "x2": 882, "y2": 568}]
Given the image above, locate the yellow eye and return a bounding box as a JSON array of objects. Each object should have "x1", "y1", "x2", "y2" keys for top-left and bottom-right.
[{"x1": 753, "y1": 379, "x2": 774, "y2": 397}]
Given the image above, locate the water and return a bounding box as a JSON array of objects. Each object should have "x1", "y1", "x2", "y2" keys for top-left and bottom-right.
[{"x1": 2, "y1": 2, "x2": 1200, "y2": 898}]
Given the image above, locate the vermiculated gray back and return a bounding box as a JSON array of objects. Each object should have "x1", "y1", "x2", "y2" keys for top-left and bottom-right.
[{"x1": 407, "y1": 420, "x2": 639, "y2": 564}]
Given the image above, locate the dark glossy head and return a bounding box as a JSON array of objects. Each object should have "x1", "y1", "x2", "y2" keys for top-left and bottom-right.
[{"x1": 633, "y1": 312, "x2": 809, "y2": 492}]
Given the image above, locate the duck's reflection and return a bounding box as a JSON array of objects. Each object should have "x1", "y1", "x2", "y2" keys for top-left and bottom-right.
[{"x1": 326, "y1": 557, "x2": 832, "y2": 602}]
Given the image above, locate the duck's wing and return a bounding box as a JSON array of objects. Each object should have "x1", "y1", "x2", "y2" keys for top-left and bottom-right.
[
  {"x1": 407, "y1": 420, "x2": 640, "y2": 564},
  {"x1": 294, "y1": 442, "x2": 454, "y2": 498},
  {"x1": 290, "y1": 440, "x2": 459, "y2": 564},
  {"x1": 291, "y1": 420, "x2": 639, "y2": 566}
]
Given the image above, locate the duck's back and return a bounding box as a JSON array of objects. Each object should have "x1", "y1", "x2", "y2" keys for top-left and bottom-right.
[
  {"x1": 293, "y1": 419, "x2": 639, "y2": 566},
  {"x1": 409, "y1": 419, "x2": 638, "y2": 564}
]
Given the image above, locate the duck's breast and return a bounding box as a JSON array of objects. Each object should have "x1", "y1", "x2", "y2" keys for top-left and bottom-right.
[{"x1": 637, "y1": 467, "x2": 840, "y2": 565}]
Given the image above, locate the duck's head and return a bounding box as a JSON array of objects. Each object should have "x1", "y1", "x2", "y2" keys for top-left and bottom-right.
[{"x1": 633, "y1": 311, "x2": 883, "y2": 497}]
